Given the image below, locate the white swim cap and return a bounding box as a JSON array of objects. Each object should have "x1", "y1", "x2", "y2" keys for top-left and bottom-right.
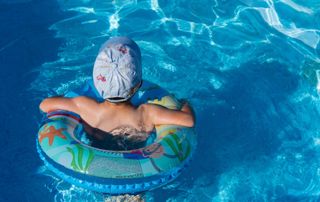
[{"x1": 93, "y1": 37, "x2": 142, "y2": 102}]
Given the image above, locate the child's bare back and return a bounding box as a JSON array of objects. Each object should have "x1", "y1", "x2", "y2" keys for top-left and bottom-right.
[
  {"x1": 40, "y1": 95, "x2": 194, "y2": 135},
  {"x1": 39, "y1": 36, "x2": 194, "y2": 149}
]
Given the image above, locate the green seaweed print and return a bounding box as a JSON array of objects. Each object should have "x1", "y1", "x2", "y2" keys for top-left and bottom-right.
[
  {"x1": 163, "y1": 133, "x2": 191, "y2": 162},
  {"x1": 66, "y1": 144, "x2": 94, "y2": 173}
]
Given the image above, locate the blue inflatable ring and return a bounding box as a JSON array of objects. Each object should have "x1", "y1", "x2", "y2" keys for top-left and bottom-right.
[{"x1": 37, "y1": 80, "x2": 196, "y2": 194}]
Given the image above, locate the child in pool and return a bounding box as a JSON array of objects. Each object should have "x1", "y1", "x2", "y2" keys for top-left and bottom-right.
[{"x1": 40, "y1": 37, "x2": 194, "y2": 148}]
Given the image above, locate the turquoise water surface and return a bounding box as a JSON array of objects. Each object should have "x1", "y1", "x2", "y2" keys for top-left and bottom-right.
[{"x1": 1, "y1": 0, "x2": 320, "y2": 201}]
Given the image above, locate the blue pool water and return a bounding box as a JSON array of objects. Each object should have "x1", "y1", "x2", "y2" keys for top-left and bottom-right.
[{"x1": 1, "y1": 0, "x2": 320, "y2": 201}]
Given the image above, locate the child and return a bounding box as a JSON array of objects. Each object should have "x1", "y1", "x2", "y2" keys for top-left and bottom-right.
[{"x1": 40, "y1": 37, "x2": 194, "y2": 149}]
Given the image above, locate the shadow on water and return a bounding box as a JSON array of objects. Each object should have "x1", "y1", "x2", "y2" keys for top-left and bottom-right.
[
  {"x1": 153, "y1": 60, "x2": 300, "y2": 200},
  {"x1": 210, "y1": 61, "x2": 298, "y2": 156},
  {"x1": 0, "y1": 0, "x2": 69, "y2": 201}
]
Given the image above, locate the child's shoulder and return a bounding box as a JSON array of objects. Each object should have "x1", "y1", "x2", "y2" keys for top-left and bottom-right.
[
  {"x1": 138, "y1": 102, "x2": 162, "y2": 110},
  {"x1": 72, "y1": 96, "x2": 100, "y2": 109},
  {"x1": 137, "y1": 103, "x2": 167, "y2": 117},
  {"x1": 73, "y1": 96, "x2": 99, "y2": 103}
]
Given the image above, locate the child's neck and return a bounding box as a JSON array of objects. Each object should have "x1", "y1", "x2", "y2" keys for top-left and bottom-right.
[{"x1": 103, "y1": 100, "x2": 132, "y2": 108}]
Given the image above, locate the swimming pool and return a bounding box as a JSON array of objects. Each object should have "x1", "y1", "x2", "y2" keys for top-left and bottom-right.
[{"x1": 1, "y1": 0, "x2": 320, "y2": 201}]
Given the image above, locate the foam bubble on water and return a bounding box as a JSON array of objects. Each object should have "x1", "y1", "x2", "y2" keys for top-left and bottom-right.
[
  {"x1": 53, "y1": 183, "x2": 103, "y2": 202},
  {"x1": 55, "y1": 76, "x2": 90, "y2": 95},
  {"x1": 68, "y1": 7, "x2": 95, "y2": 14},
  {"x1": 167, "y1": 36, "x2": 194, "y2": 47},
  {"x1": 150, "y1": 0, "x2": 159, "y2": 11},
  {"x1": 313, "y1": 138, "x2": 320, "y2": 146},
  {"x1": 36, "y1": 165, "x2": 51, "y2": 175},
  {"x1": 209, "y1": 78, "x2": 223, "y2": 90},
  {"x1": 160, "y1": 17, "x2": 170, "y2": 23},
  {"x1": 109, "y1": 13, "x2": 119, "y2": 31},
  {"x1": 316, "y1": 70, "x2": 320, "y2": 92},
  {"x1": 81, "y1": 19, "x2": 98, "y2": 25},
  {"x1": 161, "y1": 62, "x2": 177, "y2": 72}
]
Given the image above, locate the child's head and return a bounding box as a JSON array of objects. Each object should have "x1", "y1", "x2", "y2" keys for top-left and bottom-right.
[{"x1": 93, "y1": 36, "x2": 142, "y2": 103}]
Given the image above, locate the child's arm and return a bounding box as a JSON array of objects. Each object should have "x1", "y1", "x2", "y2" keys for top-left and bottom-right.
[
  {"x1": 146, "y1": 101, "x2": 195, "y2": 127},
  {"x1": 40, "y1": 96, "x2": 79, "y2": 113},
  {"x1": 39, "y1": 96, "x2": 100, "y2": 127}
]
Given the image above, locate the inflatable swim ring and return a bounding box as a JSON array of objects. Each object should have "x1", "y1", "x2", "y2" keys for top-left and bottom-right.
[{"x1": 36, "y1": 80, "x2": 197, "y2": 194}]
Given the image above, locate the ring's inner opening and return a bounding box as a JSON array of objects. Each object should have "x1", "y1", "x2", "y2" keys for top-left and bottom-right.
[{"x1": 74, "y1": 122, "x2": 156, "y2": 151}]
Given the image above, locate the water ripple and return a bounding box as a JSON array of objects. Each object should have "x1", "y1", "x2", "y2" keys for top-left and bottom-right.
[{"x1": 30, "y1": 0, "x2": 320, "y2": 201}]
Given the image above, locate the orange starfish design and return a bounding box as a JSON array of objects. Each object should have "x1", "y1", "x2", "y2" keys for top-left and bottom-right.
[{"x1": 39, "y1": 125, "x2": 67, "y2": 146}]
